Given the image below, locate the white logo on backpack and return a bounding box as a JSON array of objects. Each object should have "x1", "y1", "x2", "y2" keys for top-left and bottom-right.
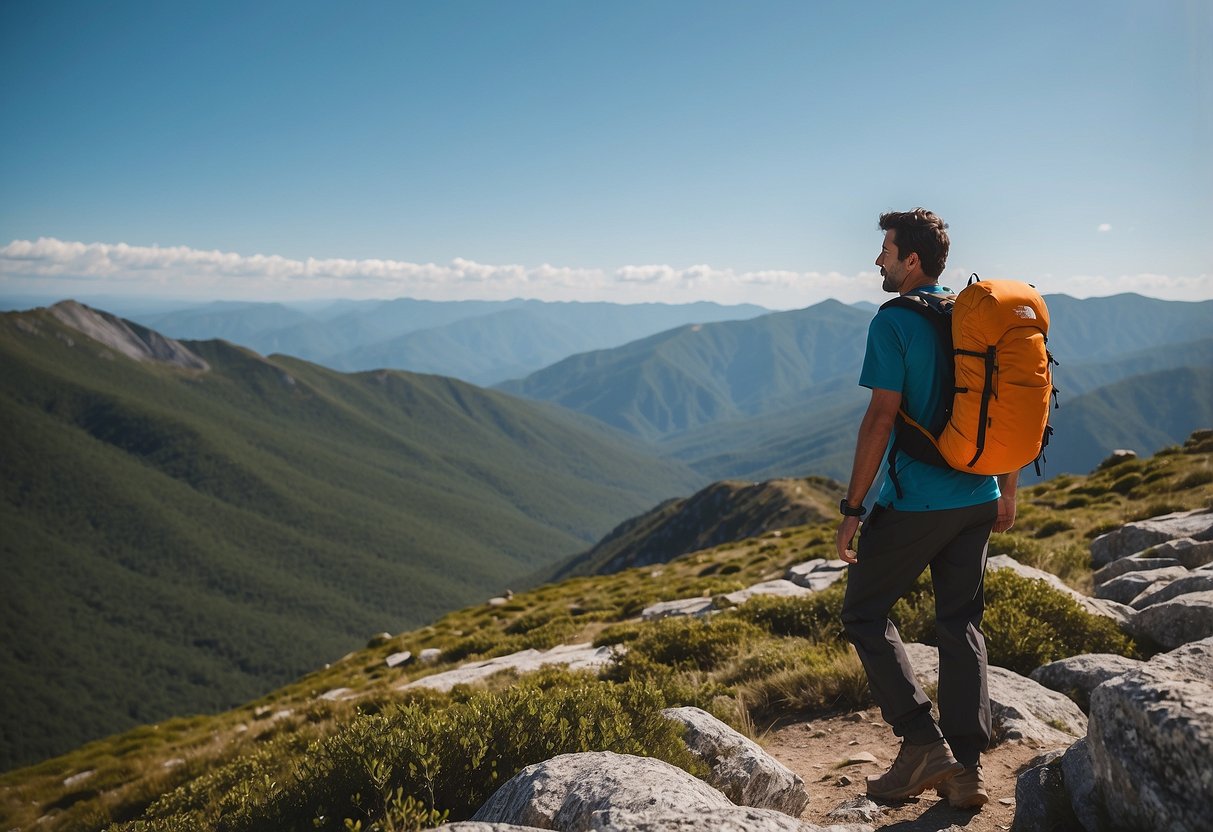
[{"x1": 1013, "y1": 305, "x2": 1037, "y2": 319}]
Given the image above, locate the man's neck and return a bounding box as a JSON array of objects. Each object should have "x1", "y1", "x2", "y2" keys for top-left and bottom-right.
[{"x1": 898, "y1": 275, "x2": 939, "y2": 296}]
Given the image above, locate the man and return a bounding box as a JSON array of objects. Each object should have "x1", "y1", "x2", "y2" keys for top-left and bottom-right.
[{"x1": 835, "y1": 208, "x2": 1018, "y2": 808}]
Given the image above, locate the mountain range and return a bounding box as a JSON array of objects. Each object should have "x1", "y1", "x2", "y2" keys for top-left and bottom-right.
[{"x1": 125, "y1": 298, "x2": 771, "y2": 386}]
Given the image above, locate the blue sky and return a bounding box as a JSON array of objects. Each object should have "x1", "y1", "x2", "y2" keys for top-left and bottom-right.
[{"x1": 1, "y1": 0, "x2": 1209, "y2": 307}]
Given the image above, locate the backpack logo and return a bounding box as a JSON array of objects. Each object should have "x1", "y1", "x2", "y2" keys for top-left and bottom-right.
[{"x1": 1013, "y1": 305, "x2": 1037, "y2": 320}]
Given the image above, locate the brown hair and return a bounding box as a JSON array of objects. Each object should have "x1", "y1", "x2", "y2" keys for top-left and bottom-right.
[{"x1": 878, "y1": 208, "x2": 950, "y2": 279}]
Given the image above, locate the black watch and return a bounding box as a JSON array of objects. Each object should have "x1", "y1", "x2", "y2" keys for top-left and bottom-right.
[{"x1": 839, "y1": 499, "x2": 867, "y2": 518}]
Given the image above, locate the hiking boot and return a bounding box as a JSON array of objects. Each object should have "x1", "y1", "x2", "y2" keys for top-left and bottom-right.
[
  {"x1": 937, "y1": 765, "x2": 989, "y2": 808},
  {"x1": 866, "y1": 738, "x2": 965, "y2": 801}
]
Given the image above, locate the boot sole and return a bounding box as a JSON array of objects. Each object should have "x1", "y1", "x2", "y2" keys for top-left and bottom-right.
[
  {"x1": 868, "y1": 761, "x2": 965, "y2": 801},
  {"x1": 944, "y1": 791, "x2": 989, "y2": 809}
]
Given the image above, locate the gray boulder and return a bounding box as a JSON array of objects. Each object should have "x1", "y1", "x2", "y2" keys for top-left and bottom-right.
[
  {"x1": 590, "y1": 808, "x2": 872, "y2": 832},
  {"x1": 1060, "y1": 739, "x2": 1109, "y2": 832},
  {"x1": 661, "y1": 706, "x2": 809, "y2": 816},
  {"x1": 902, "y1": 642, "x2": 1086, "y2": 747},
  {"x1": 1129, "y1": 572, "x2": 1213, "y2": 609},
  {"x1": 1089, "y1": 509, "x2": 1213, "y2": 567},
  {"x1": 1028, "y1": 653, "x2": 1143, "y2": 711},
  {"x1": 1091, "y1": 555, "x2": 1182, "y2": 587},
  {"x1": 1093, "y1": 566, "x2": 1189, "y2": 604},
  {"x1": 1148, "y1": 536, "x2": 1213, "y2": 569},
  {"x1": 1087, "y1": 637, "x2": 1213, "y2": 832},
  {"x1": 987, "y1": 556, "x2": 1132, "y2": 625},
  {"x1": 1128, "y1": 589, "x2": 1213, "y2": 649},
  {"x1": 1011, "y1": 754, "x2": 1080, "y2": 832},
  {"x1": 470, "y1": 751, "x2": 734, "y2": 830}
]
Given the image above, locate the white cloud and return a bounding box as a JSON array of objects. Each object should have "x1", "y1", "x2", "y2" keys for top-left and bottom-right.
[
  {"x1": 1097, "y1": 223, "x2": 1112, "y2": 232},
  {"x1": 2, "y1": 238, "x2": 1209, "y2": 308}
]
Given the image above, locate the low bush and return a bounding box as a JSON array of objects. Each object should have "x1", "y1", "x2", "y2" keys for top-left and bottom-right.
[
  {"x1": 735, "y1": 583, "x2": 846, "y2": 642},
  {"x1": 614, "y1": 615, "x2": 765, "y2": 673},
  {"x1": 1034, "y1": 519, "x2": 1073, "y2": 539},
  {"x1": 120, "y1": 673, "x2": 701, "y2": 831},
  {"x1": 982, "y1": 569, "x2": 1135, "y2": 675},
  {"x1": 1110, "y1": 473, "x2": 1143, "y2": 495}
]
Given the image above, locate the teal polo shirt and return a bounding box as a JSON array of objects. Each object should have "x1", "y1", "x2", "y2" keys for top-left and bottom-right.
[{"x1": 859, "y1": 285, "x2": 1000, "y2": 511}]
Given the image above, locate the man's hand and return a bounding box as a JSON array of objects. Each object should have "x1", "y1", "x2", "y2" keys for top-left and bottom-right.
[
  {"x1": 993, "y1": 494, "x2": 1016, "y2": 533},
  {"x1": 836, "y1": 515, "x2": 861, "y2": 564},
  {"x1": 994, "y1": 470, "x2": 1019, "y2": 533}
]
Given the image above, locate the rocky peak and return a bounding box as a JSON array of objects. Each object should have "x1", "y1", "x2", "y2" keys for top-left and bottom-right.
[{"x1": 48, "y1": 300, "x2": 209, "y2": 371}]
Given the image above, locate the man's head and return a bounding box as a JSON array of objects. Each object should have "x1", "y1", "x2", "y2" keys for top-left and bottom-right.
[{"x1": 876, "y1": 208, "x2": 950, "y2": 294}]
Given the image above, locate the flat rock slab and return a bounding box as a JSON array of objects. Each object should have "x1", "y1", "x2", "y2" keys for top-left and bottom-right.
[
  {"x1": 1089, "y1": 509, "x2": 1213, "y2": 567},
  {"x1": 1129, "y1": 573, "x2": 1213, "y2": 609},
  {"x1": 901, "y1": 643, "x2": 1086, "y2": 747},
  {"x1": 470, "y1": 751, "x2": 734, "y2": 831},
  {"x1": 431, "y1": 825, "x2": 550, "y2": 831},
  {"x1": 400, "y1": 643, "x2": 618, "y2": 692},
  {"x1": 986, "y1": 555, "x2": 1132, "y2": 625},
  {"x1": 723, "y1": 579, "x2": 815, "y2": 606},
  {"x1": 641, "y1": 598, "x2": 714, "y2": 621},
  {"x1": 1093, "y1": 566, "x2": 1189, "y2": 604},
  {"x1": 591, "y1": 808, "x2": 874, "y2": 831},
  {"x1": 1148, "y1": 537, "x2": 1213, "y2": 569},
  {"x1": 662, "y1": 706, "x2": 809, "y2": 816},
  {"x1": 1087, "y1": 637, "x2": 1213, "y2": 832},
  {"x1": 1092, "y1": 556, "x2": 1182, "y2": 587},
  {"x1": 1028, "y1": 653, "x2": 1143, "y2": 711},
  {"x1": 785, "y1": 559, "x2": 849, "y2": 592},
  {"x1": 1128, "y1": 589, "x2": 1213, "y2": 649}
]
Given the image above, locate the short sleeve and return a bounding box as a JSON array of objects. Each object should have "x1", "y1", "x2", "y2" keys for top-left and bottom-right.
[{"x1": 858, "y1": 311, "x2": 906, "y2": 393}]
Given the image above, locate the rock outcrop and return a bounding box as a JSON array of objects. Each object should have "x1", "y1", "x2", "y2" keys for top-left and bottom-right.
[
  {"x1": 661, "y1": 706, "x2": 809, "y2": 816},
  {"x1": 1088, "y1": 508, "x2": 1213, "y2": 567},
  {"x1": 49, "y1": 300, "x2": 210, "y2": 370},
  {"x1": 1085, "y1": 637, "x2": 1213, "y2": 831},
  {"x1": 1017, "y1": 638, "x2": 1213, "y2": 831},
  {"x1": 1093, "y1": 565, "x2": 1189, "y2": 604}
]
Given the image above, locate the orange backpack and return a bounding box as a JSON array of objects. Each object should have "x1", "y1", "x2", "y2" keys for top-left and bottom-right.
[{"x1": 883, "y1": 275, "x2": 1055, "y2": 496}]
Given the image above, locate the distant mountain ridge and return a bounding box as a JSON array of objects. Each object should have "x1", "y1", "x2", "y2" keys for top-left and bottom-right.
[
  {"x1": 545, "y1": 475, "x2": 843, "y2": 581},
  {"x1": 499, "y1": 293, "x2": 1213, "y2": 480},
  {"x1": 124, "y1": 298, "x2": 771, "y2": 385},
  {"x1": 0, "y1": 302, "x2": 701, "y2": 769}
]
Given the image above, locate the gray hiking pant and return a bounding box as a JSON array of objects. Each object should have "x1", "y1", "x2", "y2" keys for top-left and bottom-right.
[{"x1": 840, "y1": 499, "x2": 998, "y2": 767}]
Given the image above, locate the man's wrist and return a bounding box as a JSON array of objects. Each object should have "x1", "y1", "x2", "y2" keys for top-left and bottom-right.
[{"x1": 839, "y1": 498, "x2": 867, "y2": 517}]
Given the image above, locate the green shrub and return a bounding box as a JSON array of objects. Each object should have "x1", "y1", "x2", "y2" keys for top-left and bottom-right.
[
  {"x1": 735, "y1": 583, "x2": 847, "y2": 642},
  {"x1": 982, "y1": 570, "x2": 1135, "y2": 675},
  {"x1": 616, "y1": 615, "x2": 765, "y2": 673},
  {"x1": 1034, "y1": 519, "x2": 1073, "y2": 539},
  {"x1": 1177, "y1": 469, "x2": 1213, "y2": 489},
  {"x1": 1128, "y1": 500, "x2": 1190, "y2": 522},
  {"x1": 123, "y1": 674, "x2": 701, "y2": 831},
  {"x1": 1059, "y1": 495, "x2": 1090, "y2": 509},
  {"x1": 1110, "y1": 473, "x2": 1143, "y2": 495}
]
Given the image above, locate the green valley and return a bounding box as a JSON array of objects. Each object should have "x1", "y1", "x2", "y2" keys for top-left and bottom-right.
[{"x1": 0, "y1": 303, "x2": 700, "y2": 770}]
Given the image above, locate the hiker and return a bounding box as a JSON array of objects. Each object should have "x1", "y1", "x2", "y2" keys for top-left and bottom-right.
[{"x1": 835, "y1": 208, "x2": 1019, "y2": 809}]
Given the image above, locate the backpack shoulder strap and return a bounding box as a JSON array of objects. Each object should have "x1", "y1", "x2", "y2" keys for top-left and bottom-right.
[{"x1": 875, "y1": 291, "x2": 957, "y2": 498}]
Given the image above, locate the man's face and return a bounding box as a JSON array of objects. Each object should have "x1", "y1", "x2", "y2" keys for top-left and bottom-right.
[{"x1": 875, "y1": 229, "x2": 908, "y2": 293}]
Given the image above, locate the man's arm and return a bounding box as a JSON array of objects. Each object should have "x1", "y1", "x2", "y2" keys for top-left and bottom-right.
[
  {"x1": 836, "y1": 387, "x2": 902, "y2": 563},
  {"x1": 994, "y1": 470, "x2": 1019, "y2": 533}
]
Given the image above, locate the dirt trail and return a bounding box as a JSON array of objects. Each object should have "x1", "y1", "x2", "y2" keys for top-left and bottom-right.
[{"x1": 764, "y1": 709, "x2": 1062, "y2": 831}]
